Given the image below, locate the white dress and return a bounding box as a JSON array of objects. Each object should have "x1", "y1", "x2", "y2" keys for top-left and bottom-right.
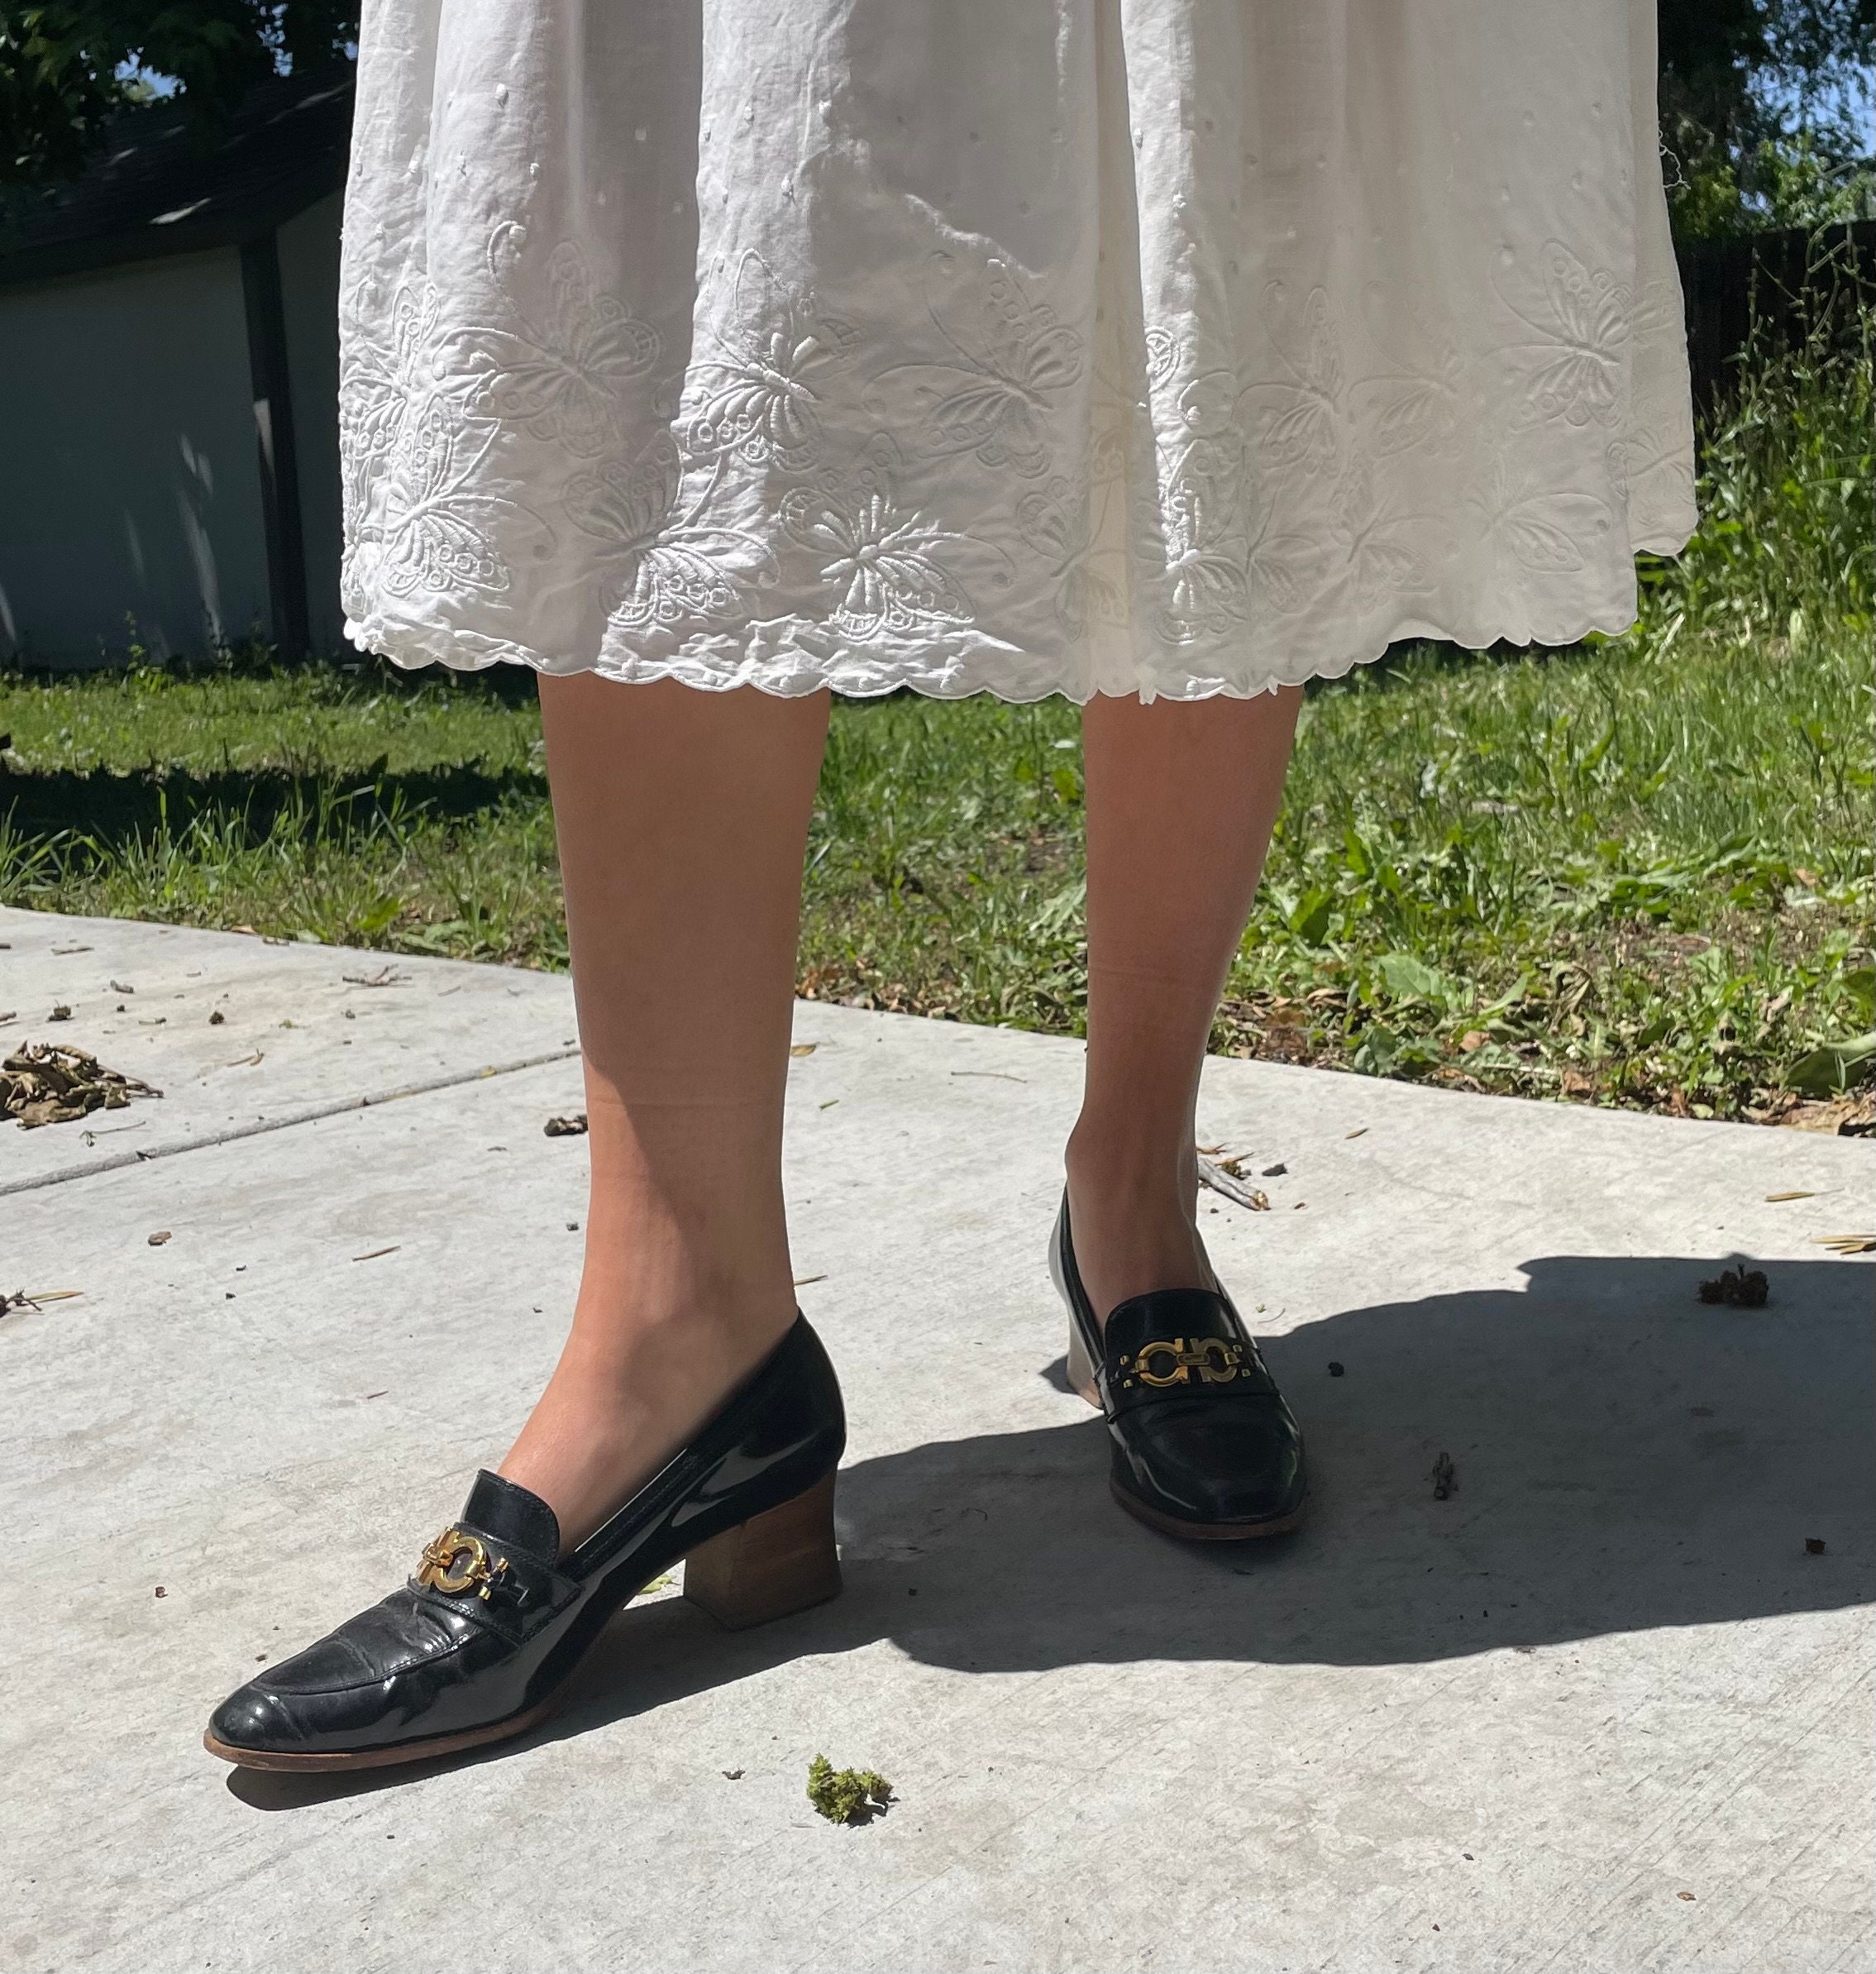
[{"x1": 337, "y1": 0, "x2": 1698, "y2": 702}]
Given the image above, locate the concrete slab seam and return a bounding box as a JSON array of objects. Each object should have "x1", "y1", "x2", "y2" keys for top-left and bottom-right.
[{"x1": 0, "y1": 1046, "x2": 582, "y2": 1198}]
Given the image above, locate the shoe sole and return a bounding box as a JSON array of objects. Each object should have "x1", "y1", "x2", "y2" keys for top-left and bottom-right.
[
  {"x1": 1053, "y1": 1221, "x2": 1306, "y2": 1545},
  {"x1": 1107, "y1": 1480, "x2": 1304, "y2": 1543},
  {"x1": 203, "y1": 1472, "x2": 842, "y2": 1774},
  {"x1": 203, "y1": 1699, "x2": 560, "y2": 1773}
]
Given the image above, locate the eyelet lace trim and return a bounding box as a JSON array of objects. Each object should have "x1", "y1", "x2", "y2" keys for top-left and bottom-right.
[{"x1": 338, "y1": 231, "x2": 1697, "y2": 698}]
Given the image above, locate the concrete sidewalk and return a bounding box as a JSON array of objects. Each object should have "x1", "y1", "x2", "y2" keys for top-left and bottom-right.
[{"x1": 4, "y1": 904, "x2": 1872, "y2": 1974}]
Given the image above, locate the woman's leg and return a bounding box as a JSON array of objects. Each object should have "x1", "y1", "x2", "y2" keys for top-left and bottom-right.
[
  {"x1": 1067, "y1": 687, "x2": 1303, "y2": 1322},
  {"x1": 500, "y1": 676, "x2": 829, "y2": 1550}
]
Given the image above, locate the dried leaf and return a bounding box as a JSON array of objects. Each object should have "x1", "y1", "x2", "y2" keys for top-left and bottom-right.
[
  {"x1": 543, "y1": 1113, "x2": 590, "y2": 1137},
  {"x1": 2, "y1": 1042, "x2": 160, "y2": 1130},
  {"x1": 1764, "y1": 1191, "x2": 1816, "y2": 1202},
  {"x1": 147, "y1": 1231, "x2": 171, "y2": 1247},
  {"x1": 789, "y1": 1043, "x2": 817, "y2": 1058},
  {"x1": 1697, "y1": 1266, "x2": 1769, "y2": 1307}
]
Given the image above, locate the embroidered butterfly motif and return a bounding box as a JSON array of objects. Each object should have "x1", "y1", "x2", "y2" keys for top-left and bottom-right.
[
  {"x1": 871, "y1": 253, "x2": 1084, "y2": 478},
  {"x1": 1155, "y1": 434, "x2": 1252, "y2": 645},
  {"x1": 1016, "y1": 478, "x2": 1128, "y2": 642},
  {"x1": 372, "y1": 404, "x2": 516, "y2": 600},
  {"x1": 1239, "y1": 285, "x2": 1345, "y2": 476},
  {"x1": 567, "y1": 434, "x2": 770, "y2": 632},
  {"x1": 1498, "y1": 241, "x2": 1630, "y2": 430},
  {"x1": 1475, "y1": 457, "x2": 1613, "y2": 575},
  {"x1": 1329, "y1": 456, "x2": 1450, "y2": 611},
  {"x1": 338, "y1": 278, "x2": 442, "y2": 538},
  {"x1": 685, "y1": 251, "x2": 857, "y2": 473},
  {"x1": 449, "y1": 240, "x2": 661, "y2": 456}
]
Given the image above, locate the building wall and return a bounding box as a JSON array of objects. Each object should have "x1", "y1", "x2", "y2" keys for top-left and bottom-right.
[
  {"x1": 278, "y1": 193, "x2": 346, "y2": 651},
  {"x1": 0, "y1": 247, "x2": 269, "y2": 664}
]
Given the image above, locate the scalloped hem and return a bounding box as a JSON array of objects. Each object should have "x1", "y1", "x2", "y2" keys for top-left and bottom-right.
[{"x1": 344, "y1": 514, "x2": 1696, "y2": 705}]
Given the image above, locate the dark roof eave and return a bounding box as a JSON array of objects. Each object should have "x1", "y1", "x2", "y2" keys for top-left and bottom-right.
[
  {"x1": 0, "y1": 151, "x2": 346, "y2": 289},
  {"x1": 0, "y1": 69, "x2": 352, "y2": 292}
]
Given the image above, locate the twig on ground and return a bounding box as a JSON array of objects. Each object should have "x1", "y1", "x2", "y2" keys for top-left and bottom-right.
[{"x1": 1197, "y1": 1152, "x2": 1271, "y2": 1211}]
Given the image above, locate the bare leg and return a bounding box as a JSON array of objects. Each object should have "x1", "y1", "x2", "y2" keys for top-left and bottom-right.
[
  {"x1": 1067, "y1": 686, "x2": 1303, "y2": 1324},
  {"x1": 500, "y1": 676, "x2": 828, "y2": 1550}
]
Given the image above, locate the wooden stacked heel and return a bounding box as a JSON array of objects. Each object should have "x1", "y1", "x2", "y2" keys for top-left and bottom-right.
[{"x1": 681, "y1": 1471, "x2": 842, "y2": 1630}]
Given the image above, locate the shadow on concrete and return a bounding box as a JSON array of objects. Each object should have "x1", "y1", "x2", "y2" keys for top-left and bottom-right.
[
  {"x1": 0, "y1": 762, "x2": 547, "y2": 850},
  {"x1": 229, "y1": 1251, "x2": 1873, "y2": 1809}
]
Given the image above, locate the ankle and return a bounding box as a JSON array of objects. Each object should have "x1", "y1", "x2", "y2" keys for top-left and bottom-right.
[
  {"x1": 559, "y1": 1275, "x2": 795, "y2": 1390},
  {"x1": 1064, "y1": 1120, "x2": 1194, "y2": 1216},
  {"x1": 1062, "y1": 1127, "x2": 1211, "y2": 1321}
]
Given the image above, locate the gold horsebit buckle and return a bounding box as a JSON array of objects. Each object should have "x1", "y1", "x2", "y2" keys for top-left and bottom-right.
[
  {"x1": 416, "y1": 1527, "x2": 518, "y2": 1603},
  {"x1": 1119, "y1": 1336, "x2": 1251, "y2": 1389}
]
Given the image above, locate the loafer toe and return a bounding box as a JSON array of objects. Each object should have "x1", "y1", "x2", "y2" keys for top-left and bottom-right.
[
  {"x1": 208, "y1": 1682, "x2": 302, "y2": 1755},
  {"x1": 1124, "y1": 1408, "x2": 1303, "y2": 1527}
]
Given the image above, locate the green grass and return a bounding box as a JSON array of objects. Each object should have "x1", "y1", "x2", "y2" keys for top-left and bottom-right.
[{"x1": 3, "y1": 318, "x2": 1871, "y2": 1126}]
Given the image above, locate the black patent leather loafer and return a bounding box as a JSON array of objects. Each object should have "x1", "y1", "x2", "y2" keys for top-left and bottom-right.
[
  {"x1": 205, "y1": 1313, "x2": 845, "y2": 1772},
  {"x1": 1050, "y1": 1196, "x2": 1305, "y2": 1541}
]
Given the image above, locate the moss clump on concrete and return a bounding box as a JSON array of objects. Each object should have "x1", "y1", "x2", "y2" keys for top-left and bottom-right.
[{"x1": 806, "y1": 1753, "x2": 893, "y2": 1825}]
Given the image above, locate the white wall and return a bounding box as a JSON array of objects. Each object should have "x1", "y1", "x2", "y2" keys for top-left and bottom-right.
[{"x1": 0, "y1": 247, "x2": 270, "y2": 664}]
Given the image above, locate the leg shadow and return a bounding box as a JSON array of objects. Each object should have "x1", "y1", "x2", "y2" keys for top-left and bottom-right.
[{"x1": 232, "y1": 1250, "x2": 1872, "y2": 1806}]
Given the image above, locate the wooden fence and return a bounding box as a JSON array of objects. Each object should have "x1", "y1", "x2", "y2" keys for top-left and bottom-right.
[{"x1": 1675, "y1": 217, "x2": 1876, "y2": 407}]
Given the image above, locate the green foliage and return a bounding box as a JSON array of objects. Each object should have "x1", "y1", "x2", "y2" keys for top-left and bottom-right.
[
  {"x1": 1788, "y1": 1028, "x2": 1876, "y2": 1093},
  {"x1": 1669, "y1": 131, "x2": 1876, "y2": 241},
  {"x1": 805, "y1": 1754, "x2": 893, "y2": 1826},
  {"x1": 1659, "y1": 0, "x2": 1876, "y2": 238},
  {"x1": 1642, "y1": 286, "x2": 1873, "y2": 638},
  {"x1": 0, "y1": 0, "x2": 356, "y2": 190}
]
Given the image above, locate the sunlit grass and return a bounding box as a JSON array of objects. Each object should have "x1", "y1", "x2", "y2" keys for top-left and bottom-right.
[{"x1": 4, "y1": 308, "x2": 1869, "y2": 1123}]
